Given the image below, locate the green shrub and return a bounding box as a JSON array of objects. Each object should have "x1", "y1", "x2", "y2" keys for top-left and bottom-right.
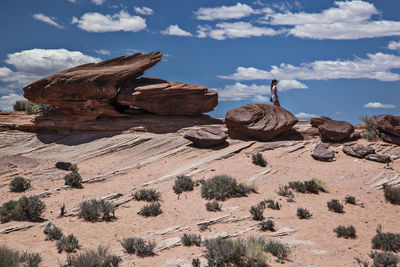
[
  {"x1": 252, "y1": 153, "x2": 267, "y2": 167},
  {"x1": 121, "y1": 237, "x2": 156, "y2": 257},
  {"x1": 277, "y1": 185, "x2": 294, "y2": 198},
  {"x1": 259, "y1": 220, "x2": 275, "y2": 232},
  {"x1": 249, "y1": 203, "x2": 265, "y2": 221},
  {"x1": 181, "y1": 234, "x2": 201, "y2": 247},
  {"x1": 263, "y1": 239, "x2": 290, "y2": 261},
  {"x1": 360, "y1": 115, "x2": 378, "y2": 140},
  {"x1": 64, "y1": 171, "x2": 82, "y2": 188},
  {"x1": 68, "y1": 164, "x2": 79, "y2": 172},
  {"x1": 199, "y1": 224, "x2": 209, "y2": 232},
  {"x1": 383, "y1": 185, "x2": 400, "y2": 205},
  {"x1": 57, "y1": 234, "x2": 80, "y2": 253},
  {"x1": 192, "y1": 258, "x2": 200, "y2": 267},
  {"x1": 345, "y1": 195, "x2": 357, "y2": 205},
  {"x1": 371, "y1": 225, "x2": 400, "y2": 252},
  {"x1": 133, "y1": 189, "x2": 161, "y2": 202},
  {"x1": 66, "y1": 246, "x2": 122, "y2": 267},
  {"x1": 0, "y1": 245, "x2": 20, "y2": 267},
  {"x1": 261, "y1": 199, "x2": 280, "y2": 210},
  {"x1": 369, "y1": 251, "x2": 399, "y2": 267},
  {"x1": 206, "y1": 201, "x2": 221, "y2": 212},
  {"x1": 45, "y1": 225, "x2": 63, "y2": 241},
  {"x1": 334, "y1": 225, "x2": 357, "y2": 239},
  {"x1": 20, "y1": 252, "x2": 42, "y2": 267},
  {"x1": 0, "y1": 196, "x2": 45, "y2": 223},
  {"x1": 13, "y1": 100, "x2": 56, "y2": 115},
  {"x1": 288, "y1": 179, "x2": 326, "y2": 194},
  {"x1": 9, "y1": 177, "x2": 31, "y2": 192},
  {"x1": 78, "y1": 199, "x2": 116, "y2": 222},
  {"x1": 137, "y1": 202, "x2": 162, "y2": 217},
  {"x1": 327, "y1": 199, "x2": 344, "y2": 213},
  {"x1": 201, "y1": 175, "x2": 255, "y2": 201},
  {"x1": 173, "y1": 175, "x2": 194, "y2": 195},
  {"x1": 297, "y1": 208, "x2": 312, "y2": 219}
]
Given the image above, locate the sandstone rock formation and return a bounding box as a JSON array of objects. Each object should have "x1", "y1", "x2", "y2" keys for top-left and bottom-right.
[
  {"x1": 183, "y1": 127, "x2": 227, "y2": 148},
  {"x1": 311, "y1": 143, "x2": 335, "y2": 162},
  {"x1": 318, "y1": 120, "x2": 354, "y2": 142},
  {"x1": 342, "y1": 144, "x2": 375, "y2": 158},
  {"x1": 310, "y1": 116, "x2": 332, "y2": 127},
  {"x1": 225, "y1": 104, "x2": 298, "y2": 141},
  {"x1": 376, "y1": 115, "x2": 400, "y2": 146},
  {"x1": 365, "y1": 153, "x2": 391, "y2": 163},
  {"x1": 23, "y1": 52, "x2": 217, "y2": 120}
]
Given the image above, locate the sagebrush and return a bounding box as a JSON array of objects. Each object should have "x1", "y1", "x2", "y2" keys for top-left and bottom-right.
[
  {"x1": 57, "y1": 234, "x2": 80, "y2": 253},
  {"x1": 327, "y1": 199, "x2": 344, "y2": 213},
  {"x1": 9, "y1": 177, "x2": 31, "y2": 193},
  {"x1": 65, "y1": 246, "x2": 122, "y2": 267},
  {"x1": 121, "y1": 237, "x2": 156, "y2": 257},
  {"x1": 78, "y1": 199, "x2": 116, "y2": 222},
  {"x1": 371, "y1": 225, "x2": 400, "y2": 252},
  {"x1": 206, "y1": 201, "x2": 221, "y2": 212},
  {"x1": 201, "y1": 175, "x2": 255, "y2": 201},
  {"x1": 137, "y1": 202, "x2": 162, "y2": 217},
  {"x1": 0, "y1": 196, "x2": 45, "y2": 223},
  {"x1": 334, "y1": 225, "x2": 356, "y2": 239},
  {"x1": 173, "y1": 175, "x2": 194, "y2": 195},
  {"x1": 297, "y1": 208, "x2": 312, "y2": 219},
  {"x1": 383, "y1": 185, "x2": 400, "y2": 205},
  {"x1": 181, "y1": 234, "x2": 201, "y2": 247},
  {"x1": 252, "y1": 153, "x2": 267, "y2": 167},
  {"x1": 133, "y1": 189, "x2": 161, "y2": 202}
]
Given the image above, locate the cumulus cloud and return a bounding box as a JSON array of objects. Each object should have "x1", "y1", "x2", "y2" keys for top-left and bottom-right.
[
  {"x1": 219, "y1": 52, "x2": 400, "y2": 82},
  {"x1": 197, "y1": 22, "x2": 279, "y2": 40},
  {"x1": 161, "y1": 25, "x2": 192, "y2": 37},
  {"x1": 388, "y1": 41, "x2": 400, "y2": 50},
  {"x1": 262, "y1": 0, "x2": 400, "y2": 40},
  {"x1": 195, "y1": 3, "x2": 256, "y2": 21},
  {"x1": 72, "y1": 11, "x2": 146, "y2": 32},
  {"x1": 295, "y1": 112, "x2": 317, "y2": 119},
  {"x1": 91, "y1": 0, "x2": 105, "y2": 5},
  {"x1": 67, "y1": 0, "x2": 76, "y2": 3},
  {"x1": 94, "y1": 49, "x2": 111, "y2": 55},
  {"x1": 364, "y1": 102, "x2": 396, "y2": 108},
  {"x1": 134, "y1": 6, "x2": 153, "y2": 16},
  {"x1": 213, "y1": 80, "x2": 307, "y2": 101},
  {"x1": 33, "y1": 13, "x2": 63, "y2": 29},
  {"x1": 0, "y1": 94, "x2": 26, "y2": 112}
]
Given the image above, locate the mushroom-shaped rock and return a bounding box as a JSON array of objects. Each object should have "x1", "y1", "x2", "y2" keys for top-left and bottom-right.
[
  {"x1": 312, "y1": 143, "x2": 335, "y2": 162},
  {"x1": 342, "y1": 144, "x2": 375, "y2": 158},
  {"x1": 310, "y1": 116, "x2": 332, "y2": 127},
  {"x1": 365, "y1": 154, "x2": 391, "y2": 163},
  {"x1": 24, "y1": 52, "x2": 162, "y2": 120},
  {"x1": 225, "y1": 104, "x2": 298, "y2": 141},
  {"x1": 184, "y1": 127, "x2": 227, "y2": 148},
  {"x1": 117, "y1": 77, "x2": 218, "y2": 115},
  {"x1": 318, "y1": 120, "x2": 354, "y2": 142}
]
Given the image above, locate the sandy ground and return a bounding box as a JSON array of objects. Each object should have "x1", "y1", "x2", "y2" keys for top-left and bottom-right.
[{"x1": 0, "y1": 125, "x2": 399, "y2": 267}]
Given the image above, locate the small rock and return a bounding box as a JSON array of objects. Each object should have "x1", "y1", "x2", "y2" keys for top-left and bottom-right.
[
  {"x1": 55, "y1": 161, "x2": 72, "y2": 171},
  {"x1": 183, "y1": 127, "x2": 227, "y2": 148},
  {"x1": 365, "y1": 154, "x2": 391, "y2": 163},
  {"x1": 342, "y1": 144, "x2": 375, "y2": 158},
  {"x1": 43, "y1": 222, "x2": 56, "y2": 234},
  {"x1": 311, "y1": 143, "x2": 335, "y2": 162}
]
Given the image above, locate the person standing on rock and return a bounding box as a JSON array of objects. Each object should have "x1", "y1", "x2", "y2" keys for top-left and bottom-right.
[{"x1": 270, "y1": 79, "x2": 280, "y2": 107}]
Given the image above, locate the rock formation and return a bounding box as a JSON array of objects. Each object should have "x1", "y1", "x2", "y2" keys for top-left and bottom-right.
[
  {"x1": 311, "y1": 143, "x2": 335, "y2": 162},
  {"x1": 318, "y1": 120, "x2": 354, "y2": 142},
  {"x1": 365, "y1": 153, "x2": 391, "y2": 163},
  {"x1": 225, "y1": 104, "x2": 298, "y2": 141},
  {"x1": 342, "y1": 144, "x2": 375, "y2": 158},
  {"x1": 23, "y1": 52, "x2": 217, "y2": 120},
  {"x1": 376, "y1": 115, "x2": 400, "y2": 146},
  {"x1": 183, "y1": 127, "x2": 227, "y2": 148},
  {"x1": 310, "y1": 116, "x2": 332, "y2": 127}
]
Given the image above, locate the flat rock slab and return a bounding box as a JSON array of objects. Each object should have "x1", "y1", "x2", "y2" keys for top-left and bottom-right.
[
  {"x1": 311, "y1": 144, "x2": 335, "y2": 162},
  {"x1": 342, "y1": 144, "x2": 375, "y2": 158},
  {"x1": 376, "y1": 115, "x2": 400, "y2": 137},
  {"x1": 310, "y1": 116, "x2": 332, "y2": 127},
  {"x1": 225, "y1": 104, "x2": 298, "y2": 141},
  {"x1": 318, "y1": 120, "x2": 354, "y2": 142},
  {"x1": 183, "y1": 127, "x2": 227, "y2": 148},
  {"x1": 365, "y1": 153, "x2": 391, "y2": 163}
]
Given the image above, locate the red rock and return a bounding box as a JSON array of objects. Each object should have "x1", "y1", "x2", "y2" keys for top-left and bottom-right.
[
  {"x1": 310, "y1": 116, "x2": 332, "y2": 127},
  {"x1": 117, "y1": 77, "x2": 217, "y2": 115},
  {"x1": 376, "y1": 115, "x2": 400, "y2": 137},
  {"x1": 183, "y1": 127, "x2": 227, "y2": 147},
  {"x1": 311, "y1": 143, "x2": 335, "y2": 162},
  {"x1": 225, "y1": 104, "x2": 298, "y2": 141},
  {"x1": 379, "y1": 131, "x2": 400, "y2": 146},
  {"x1": 318, "y1": 120, "x2": 354, "y2": 141},
  {"x1": 342, "y1": 144, "x2": 375, "y2": 158},
  {"x1": 365, "y1": 153, "x2": 391, "y2": 163}
]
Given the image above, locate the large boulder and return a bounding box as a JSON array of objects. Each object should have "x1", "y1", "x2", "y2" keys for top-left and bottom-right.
[
  {"x1": 117, "y1": 77, "x2": 217, "y2": 115},
  {"x1": 225, "y1": 104, "x2": 298, "y2": 141},
  {"x1": 184, "y1": 127, "x2": 227, "y2": 147},
  {"x1": 318, "y1": 120, "x2": 354, "y2": 141},
  {"x1": 311, "y1": 143, "x2": 335, "y2": 162},
  {"x1": 376, "y1": 115, "x2": 400, "y2": 145},
  {"x1": 342, "y1": 144, "x2": 375, "y2": 158},
  {"x1": 310, "y1": 116, "x2": 332, "y2": 127}
]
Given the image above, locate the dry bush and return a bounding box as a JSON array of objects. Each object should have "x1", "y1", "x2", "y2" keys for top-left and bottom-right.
[
  {"x1": 121, "y1": 237, "x2": 156, "y2": 257},
  {"x1": 201, "y1": 175, "x2": 255, "y2": 201},
  {"x1": 371, "y1": 225, "x2": 400, "y2": 252},
  {"x1": 181, "y1": 234, "x2": 201, "y2": 247},
  {"x1": 64, "y1": 171, "x2": 82, "y2": 188},
  {"x1": 327, "y1": 199, "x2": 344, "y2": 213},
  {"x1": 173, "y1": 175, "x2": 194, "y2": 195},
  {"x1": 133, "y1": 189, "x2": 161, "y2": 202},
  {"x1": 0, "y1": 196, "x2": 45, "y2": 223},
  {"x1": 252, "y1": 153, "x2": 267, "y2": 167},
  {"x1": 334, "y1": 225, "x2": 357, "y2": 239},
  {"x1": 78, "y1": 199, "x2": 116, "y2": 222},
  {"x1": 9, "y1": 177, "x2": 31, "y2": 193},
  {"x1": 65, "y1": 246, "x2": 122, "y2": 267},
  {"x1": 57, "y1": 234, "x2": 80, "y2": 253},
  {"x1": 259, "y1": 220, "x2": 275, "y2": 232},
  {"x1": 383, "y1": 185, "x2": 400, "y2": 205},
  {"x1": 137, "y1": 202, "x2": 162, "y2": 217},
  {"x1": 297, "y1": 208, "x2": 312, "y2": 219},
  {"x1": 205, "y1": 201, "x2": 221, "y2": 212}
]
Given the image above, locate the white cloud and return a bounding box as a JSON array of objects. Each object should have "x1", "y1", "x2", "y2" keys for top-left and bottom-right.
[
  {"x1": 197, "y1": 22, "x2": 279, "y2": 40},
  {"x1": 94, "y1": 49, "x2": 111, "y2": 55},
  {"x1": 72, "y1": 11, "x2": 146, "y2": 32},
  {"x1": 364, "y1": 102, "x2": 396, "y2": 109},
  {"x1": 295, "y1": 112, "x2": 317, "y2": 119},
  {"x1": 67, "y1": 0, "x2": 76, "y2": 3},
  {"x1": 134, "y1": 6, "x2": 153, "y2": 16},
  {"x1": 219, "y1": 52, "x2": 400, "y2": 82},
  {"x1": 91, "y1": 0, "x2": 105, "y2": 5},
  {"x1": 33, "y1": 13, "x2": 63, "y2": 29},
  {"x1": 262, "y1": 1, "x2": 400, "y2": 40},
  {"x1": 161, "y1": 25, "x2": 192, "y2": 37},
  {"x1": 213, "y1": 80, "x2": 307, "y2": 101},
  {"x1": 388, "y1": 41, "x2": 400, "y2": 50},
  {"x1": 195, "y1": 3, "x2": 256, "y2": 21},
  {"x1": 0, "y1": 94, "x2": 26, "y2": 112}
]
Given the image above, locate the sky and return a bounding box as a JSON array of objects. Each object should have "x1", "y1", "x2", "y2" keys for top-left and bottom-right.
[{"x1": 0, "y1": 0, "x2": 399, "y2": 123}]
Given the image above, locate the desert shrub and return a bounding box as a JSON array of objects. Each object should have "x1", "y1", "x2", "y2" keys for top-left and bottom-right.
[
  {"x1": 206, "y1": 201, "x2": 221, "y2": 212},
  {"x1": 9, "y1": 177, "x2": 31, "y2": 192},
  {"x1": 201, "y1": 175, "x2": 255, "y2": 201},
  {"x1": 334, "y1": 225, "x2": 357, "y2": 239},
  {"x1": 45, "y1": 225, "x2": 63, "y2": 241},
  {"x1": 0, "y1": 245, "x2": 20, "y2": 267},
  {"x1": 360, "y1": 115, "x2": 378, "y2": 140},
  {"x1": 57, "y1": 234, "x2": 80, "y2": 253},
  {"x1": 20, "y1": 252, "x2": 42, "y2": 267},
  {"x1": 13, "y1": 100, "x2": 55, "y2": 115},
  {"x1": 261, "y1": 199, "x2": 280, "y2": 210},
  {"x1": 13, "y1": 100, "x2": 28, "y2": 111},
  {"x1": 192, "y1": 258, "x2": 201, "y2": 267},
  {"x1": 78, "y1": 199, "x2": 116, "y2": 222},
  {"x1": 137, "y1": 202, "x2": 162, "y2": 217},
  {"x1": 133, "y1": 189, "x2": 161, "y2": 202},
  {"x1": 66, "y1": 246, "x2": 122, "y2": 267},
  {"x1": 68, "y1": 164, "x2": 79, "y2": 172},
  {"x1": 345, "y1": 195, "x2": 357, "y2": 205},
  {"x1": 59, "y1": 203, "x2": 66, "y2": 218},
  {"x1": 173, "y1": 175, "x2": 194, "y2": 195},
  {"x1": 327, "y1": 199, "x2": 344, "y2": 213},
  {"x1": 64, "y1": 171, "x2": 82, "y2": 188},
  {"x1": 277, "y1": 185, "x2": 294, "y2": 198},
  {"x1": 297, "y1": 208, "x2": 312, "y2": 219},
  {"x1": 181, "y1": 234, "x2": 201, "y2": 247},
  {"x1": 369, "y1": 251, "x2": 399, "y2": 267},
  {"x1": 371, "y1": 226, "x2": 400, "y2": 252},
  {"x1": 288, "y1": 179, "x2": 326, "y2": 194},
  {"x1": 263, "y1": 239, "x2": 290, "y2": 261},
  {"x1": 252, "y1": 153, "x2": 267, "y2": 167},
  {"x1": 121, "y1": 237, "x2": 156, "y2": 257},
  {"x1": 250, "y1": 203, "x2": 265, "y2": 221},
  {"x1": 311, "y1": 178, "x2": 328, "y2": 192},
  {"x1": 0, "y1": 196, "x2": 46, "y2": 223},
  {"x1": 199, "y1": 224, "x2": 209, "y2": 231},
  {"x1": 383, "y1": 185, "x2": 400, "y2": 205},
  {"x1": 259, "y1": 220, "x2": 275, "y2": 232},
  {"x1": 195, "y1": 179, "x2": 205, "y2": 187}
]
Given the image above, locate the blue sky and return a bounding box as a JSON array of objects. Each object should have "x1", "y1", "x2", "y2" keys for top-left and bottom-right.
[{"x1": 0, "y1": 0, "x2": 399, "y2": 123}]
